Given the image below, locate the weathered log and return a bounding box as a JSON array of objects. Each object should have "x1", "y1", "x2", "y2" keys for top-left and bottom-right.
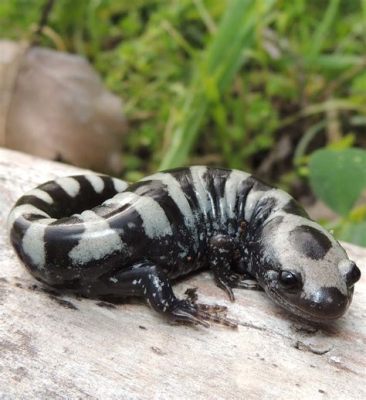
[{"x1": 0, "y1": 148, "x2": 365, "y2": 399}]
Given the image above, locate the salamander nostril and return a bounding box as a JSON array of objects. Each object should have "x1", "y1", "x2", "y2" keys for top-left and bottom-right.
[{"x1": 346, "y1": 263, "x2": 361, "y2": 287}]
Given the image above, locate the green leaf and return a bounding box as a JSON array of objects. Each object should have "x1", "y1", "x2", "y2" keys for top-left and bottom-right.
[
  {"x1": 307, "y1": 54, "x2": 365, "y2": 71},
  {"x1": 351, "y1": 71, "x2": 366, "y2": 95},
  {"x1": 309, "y1": 148, "x2": 366, "y2": 216},
  {"x1": 337, "y1": 221, "x2": 366, "y2": 247}
]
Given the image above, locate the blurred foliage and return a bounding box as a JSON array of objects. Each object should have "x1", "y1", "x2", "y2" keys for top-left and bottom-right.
[
  {"x1": 1, "y1": 0, "x2": 366, "y2": 244},
  {"x1": 309, "y1": 148, "x2": 366, "y2": 217},
  {"x1": 309, "y1": 148, "x2": 366, "y2": 246}
]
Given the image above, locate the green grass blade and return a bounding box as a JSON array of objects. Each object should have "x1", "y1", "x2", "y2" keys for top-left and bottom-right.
[
  {"x1": 308, "y1": 0, "x2": 341, "y2": 58},
  {"x1": 159, "y1": 0, "x2": 274, "y2": 170}
]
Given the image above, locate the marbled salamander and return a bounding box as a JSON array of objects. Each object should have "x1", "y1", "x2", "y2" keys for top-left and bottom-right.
[{"x1": 8, "y1": 167, "x2": 361, "y2": 327}]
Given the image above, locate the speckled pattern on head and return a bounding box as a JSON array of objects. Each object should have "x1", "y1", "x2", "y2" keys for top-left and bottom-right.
[{"x1": 8, "y1": 167, "x2": 361, "y2": 326}]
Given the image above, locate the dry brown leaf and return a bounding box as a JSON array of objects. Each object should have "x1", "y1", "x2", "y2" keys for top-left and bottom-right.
[{"x1": 0, "y1": 40, "x2": 127, "y2": 173}]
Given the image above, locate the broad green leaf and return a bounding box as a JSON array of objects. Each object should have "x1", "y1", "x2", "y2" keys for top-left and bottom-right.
[
  {"x1": 309, "y1": 148, "x2": 366, "y2": 216},
  {"x1": 351, "y1": 71, "x2": 366, "y2": 95},
  {"x1": 337, "y1": 221, "x2": 366, "y2": 247}
]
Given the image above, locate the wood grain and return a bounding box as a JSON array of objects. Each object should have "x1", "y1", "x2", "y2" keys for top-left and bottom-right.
[{"x1": 0, "y1": 148, "x2": 365, "y2": 400}]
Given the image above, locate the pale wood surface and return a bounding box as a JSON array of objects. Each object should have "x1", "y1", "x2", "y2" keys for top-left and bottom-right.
[{"x1": 0, "y1": 148, "x2": 365, "y2": 400}]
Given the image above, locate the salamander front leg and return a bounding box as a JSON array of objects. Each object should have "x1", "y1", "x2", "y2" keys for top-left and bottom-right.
[
  {"x1": 99, "y1": 261, "x2": 237, "y2": 328},
  {"x1": 209, "y1": 235, "x2": 262, "y2": 302}
]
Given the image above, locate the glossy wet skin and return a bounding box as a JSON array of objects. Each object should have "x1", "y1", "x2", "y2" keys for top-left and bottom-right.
[
  {"x1": 256, "y1": 214, "x2": 361, "y2": 321},
  {"x1": 8, "y1": 167, "x2": 362, "y2": 327}
]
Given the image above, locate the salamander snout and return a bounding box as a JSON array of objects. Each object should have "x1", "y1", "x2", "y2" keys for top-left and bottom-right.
[
  {"x1": 306, "y1": 287, "x2": 351, "y2": 320},
  {"x1": 294, "y1": 260, "x2": 360, "y2": 321},
  {"x1": 303, "y1": 260, "x2": 361, "y2": 320}
]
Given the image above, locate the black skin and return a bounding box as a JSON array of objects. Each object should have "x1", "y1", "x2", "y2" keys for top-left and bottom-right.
[
  {"x1": 11, "y1": 168, "x2": 268, "y2": 327},
  {"x1": 208, "y1": 234, "x2": 262, "y2": 301},
  {"x1": 17, "y1": 167, "x2": 358, "y2": 327},
  {"x1": 84, "y1": 169, "x2": 266, "y2": 326},
  {"x1": 82, "y1": 234, "x2": 261, "y2": 328}
]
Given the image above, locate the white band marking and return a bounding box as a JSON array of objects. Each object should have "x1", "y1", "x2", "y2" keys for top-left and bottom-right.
[
  {"x1": 69, "y1": 210, "x2": 125, "y2": 265},
  {"x1": 27, "y1": 189, "x2": 54, "y2": 204},
  {"x1": 85, "y1": 175, "x2": 105, "y2": 193},
  {"x1": 112, "y1": 178, "x2": 128, "y2": 193},
  {"x1": 55, "y1": 177, "x2": 80, "y2": 197},
  {"x1": 22, "y1": 219, "x2": 56, "y2": 268},
  {"x1": 104, "y1": 192, "x2": 172, "y2": 238}
]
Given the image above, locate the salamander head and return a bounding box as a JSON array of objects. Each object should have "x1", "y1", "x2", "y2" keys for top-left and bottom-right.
[{"x1": 255, "y1": 214, "x2": 361, "y2": 322}]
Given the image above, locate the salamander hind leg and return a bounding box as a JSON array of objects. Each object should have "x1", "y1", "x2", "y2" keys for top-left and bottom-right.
[{"x1": 97, "y1": 261, "x2": 237, "y2": 328}]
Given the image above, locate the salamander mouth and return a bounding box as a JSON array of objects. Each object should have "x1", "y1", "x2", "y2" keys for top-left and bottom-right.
[{"x1": 265, "y1": 288, "x2": 350, "y2": 322}]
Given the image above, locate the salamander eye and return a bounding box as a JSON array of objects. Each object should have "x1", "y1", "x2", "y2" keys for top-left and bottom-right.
[{"x1": 279, "y1": 271, "x2": 300, "y2": 289}]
